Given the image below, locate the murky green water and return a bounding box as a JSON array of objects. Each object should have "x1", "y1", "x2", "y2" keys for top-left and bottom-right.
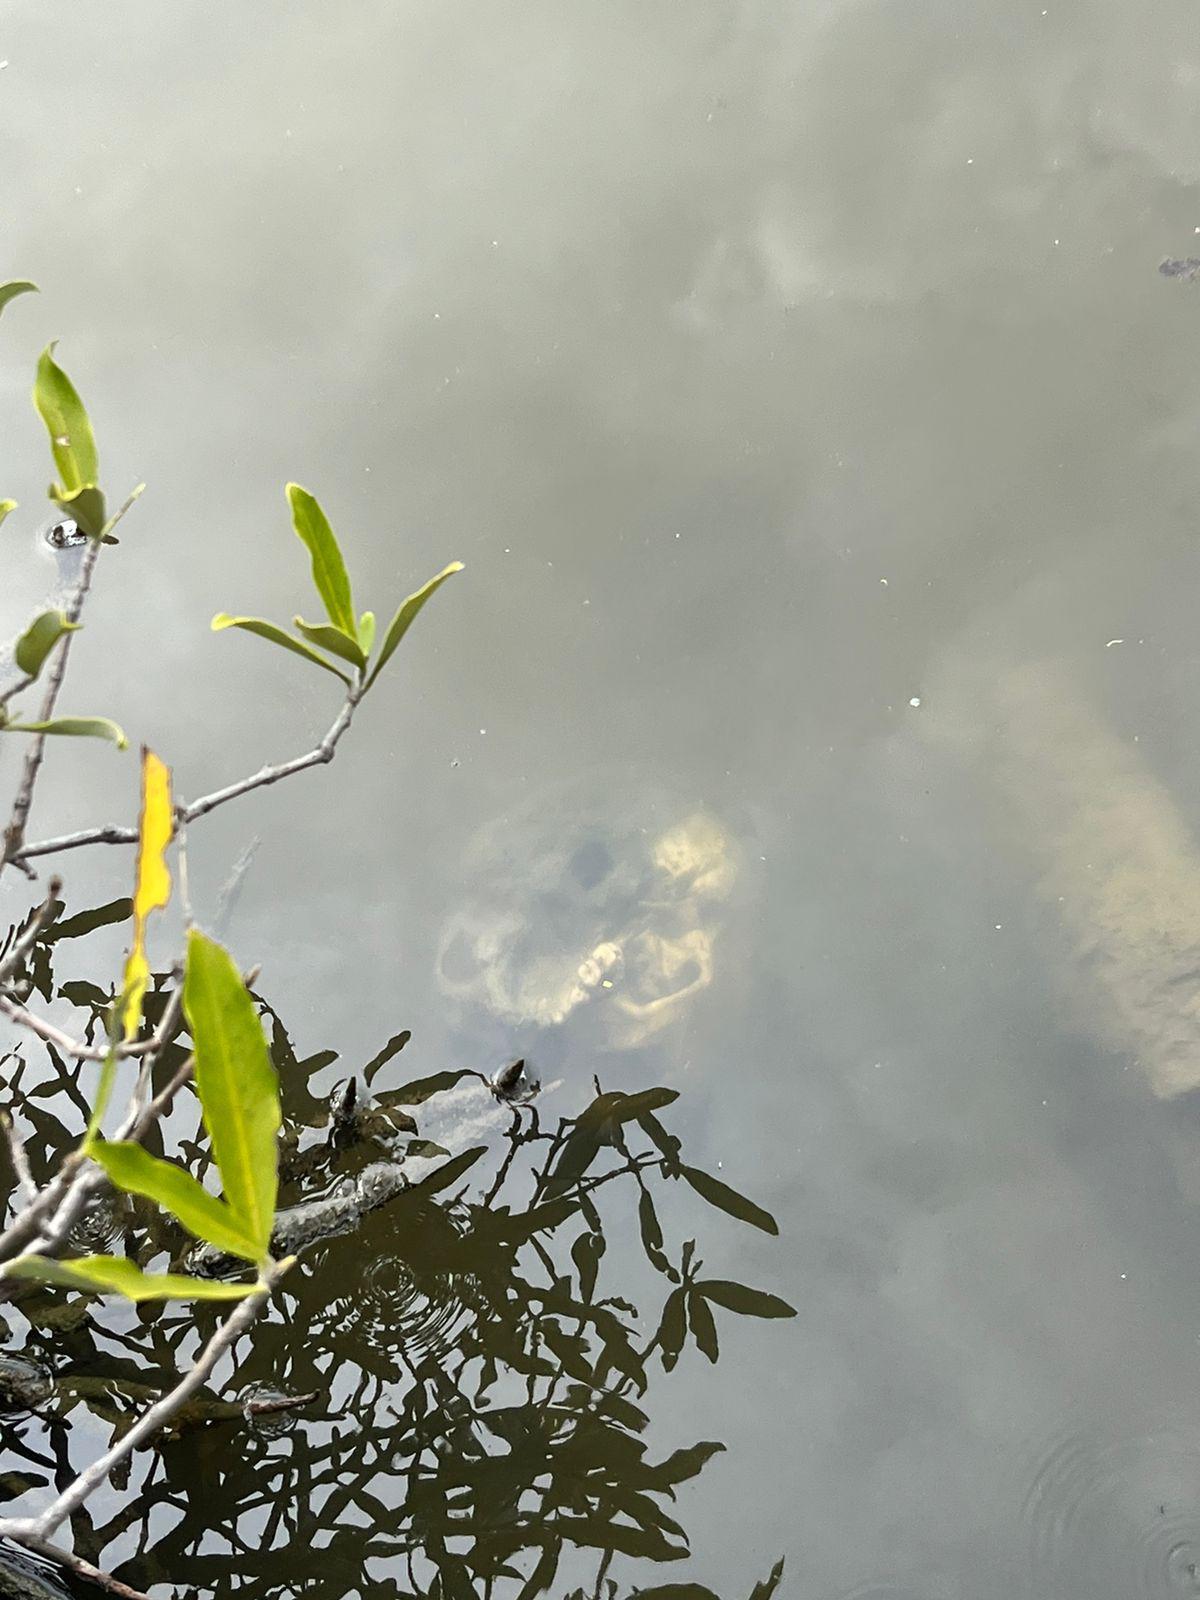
[{"x1": 7, "y1": 0, "x2": 1200, "y2": 1594}]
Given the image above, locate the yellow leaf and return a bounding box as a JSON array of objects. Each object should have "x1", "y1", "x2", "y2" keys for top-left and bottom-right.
[{"x1": 118, "y1": 748, "x2": 173, "y2": 1041}]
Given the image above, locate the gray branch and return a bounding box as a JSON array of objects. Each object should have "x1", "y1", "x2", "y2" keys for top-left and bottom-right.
[
  {"x1": 0, "y1": 1260, "x2": 286, "y2": 1543},
  {"x1": 0, "y1": 533, "x2": 103, "y2": 871},
  {"x1": 12, "y1": 686, "x2": 361, "y2": 866},
  {"x1": 1, "y1": 1530, "x2": 153, "y2": 1600}
]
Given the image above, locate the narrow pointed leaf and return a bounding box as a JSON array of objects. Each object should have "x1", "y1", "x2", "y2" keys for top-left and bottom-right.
[
  {"x1": 293, "y1": 616, "x2": 366, "y2": 670},
  {"x1": 363, "y1": 1028, "x2": 411, "y2": 1087},
  {"x1": 286, "y1": 483, "x2": 354, "y2": 633},
  {"x1": 678, "y1": 1165, "x2": 779, "y2": 1235},
  {"x1": 357, "y1": 610, "x2": 376, "y2": 655},
  {"x1": 2, "y1": 1255, "x2": 256, "y2": 1302},
  {"x1": 116, "y1": 748, "x2": 173, "y2": 1041},
  {"x1": 363, "y1": 562, "x2": 464, "y2": 692},
  {"x1": 0, "y1": 281, "x2": 37, "y2": 320},
  {"x1": 89, "y1": 1141, "x2": 262, "y2": 1261},
  {"x1": 13, "y1": 611, "x2": 80, "y2": 677},
  {"x1": 34, "y1": 346, "x2": 105, "y2": 535},
  {"x1": 5, "y1": 717, "x2": 127, "y2": 748},
  {"x1": 693, "y1": 1280, "x2": 797, "y2": 1319},
  {"x1": 653, "y1": 1440, "x2": 726, "y2": 1485},
  {"x1": 656, "y1": 1287, "x2": 688, "y2": 1371},
  {"x1": 411, "y1": 1145, "x2": 486, "y2": 1196},
  {"x1": 211, "y1": 614, "x2": 351, "y2": 685},
  {"x1": 84, "y1": 1048, "x2": 118, "y2": 1142},
  {"x1": 687, "y1": 1286, "x2": 720, "y2": 1362},
  {"x1": 0, "y1": 500, "x2": 17, "y2": 529},
  {"x1": 748, "y1": 1559, "x2": 786, "y2": 1600},
  {"x1": 625, "y1": 1588, "x2": 720, "y2": 1600},
  {"x1": 43, "y1": 897, "x2": 131, "y2": 944},
  {"x1": 184, "y1": 929, "x2": 280, "y2": 1255},
  {"x1": 376, "y1": 1067, "x2": 472, "y2": 1105}
]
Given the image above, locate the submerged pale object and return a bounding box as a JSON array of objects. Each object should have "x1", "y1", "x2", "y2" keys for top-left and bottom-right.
[
  {"x1": 924, "y1": 649, "x2": 1200, "y2": 1099},
  {"x1": 437, "y1": 783, "x2": 737, "y2": 1053}
]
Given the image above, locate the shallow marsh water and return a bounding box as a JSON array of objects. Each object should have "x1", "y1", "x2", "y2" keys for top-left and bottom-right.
[{"x1": 4, "y1": 1, "x2": 1200, "y2": 1595}]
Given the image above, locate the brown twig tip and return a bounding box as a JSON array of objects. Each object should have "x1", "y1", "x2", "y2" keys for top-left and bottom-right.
[{"x1": 46, "y1": 875, "x2": 62, "y2": 898}]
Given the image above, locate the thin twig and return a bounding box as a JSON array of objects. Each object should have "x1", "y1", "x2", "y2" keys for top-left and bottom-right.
[
  {"x1": 0, "y1": 1531, "x2": 152, "y2": 1600},
  {"x1": 0, "y1": 669, "x2": 36, "y2": 709},
  {"x1": 0, "y1": 1112, "x2": 37, "y2": 1209},
  {"x1": 0, "y1": 876, "x2": 62, "y2": 988},
  {"x1": 0, "y1": 1260, "x2": 288, "y2": 1542},
  {"x1": 0, "y1": 1154, "x2": 83, "y2": 1265},
  {"x1": 0, "y1": 975, "x2": 183, "y2": 1066},
  {"x1": 243, "y1": 1389, "x2": 319, "y2": 1418},
  {"x1": 1, "y1": 534, "x2": 103, "y2": 871},
  {"x1": 13, "y1": 688, "x2": 361, "y2": 866}
]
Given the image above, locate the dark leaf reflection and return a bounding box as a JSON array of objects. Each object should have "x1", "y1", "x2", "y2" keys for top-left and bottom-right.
[{"x1": 0, "y1": 908, "x2": 794, "y2": 1600}]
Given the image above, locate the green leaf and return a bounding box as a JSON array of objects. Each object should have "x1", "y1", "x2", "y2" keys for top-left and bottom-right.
[
  {"x1": 13, "y1": 611, "x2": 80, "y2": 678},
  {"x1": 292, "y1": 616, "x2": 367, "y2": 670},
  {"x1": 184, "y1": 929, "x2": 281, "y2": 1256},
  {"x1": 693, "y1": 1280, "x2": 797, "y2": 1319},
  {"x1": 687, "y1": 1287, "x2": 720, "y2": 1362},
  {"x1": 211, "y1": 614, "x2": 351, "y2": 686},
  {"x1": 363, "y1": 561, "x2": 464, "y2": 692},
  {"x1": 0, "y1": 281, "x2": 37, "y2": 320},
  {"x1": 609, "y1": 1087, "x2": 679, "y2": 1122},
  {"x1": 286, "y1": 483, "x2": 355, "y2": 635},
  {"x1": 0, "y1": 500, "x2": 17, "y2": 529},
  {"x1": 748, "y1": 1559, "x2": 786, "y2": 1600},
  {"x1": 50, "y1": 484, "x2": 106, "y2": 540},
  {"x1": 678, "y1": 1165, "x2": 779, "y2": 1236},
  {"x1": 89, "y1": 1140, "x2": 262, "y2": 1261},
  {"x1": 2, "y1": 1255, "x2": 257, "y2": 1302},
  {"x1": 4, "y1": 717, "x2": 127, "y2": 748},
  {"x1": 34, "y1": 345, "x2": 105, "y2": 535},
  {"x1": 357, "y1": 611, "x2": 376, "y2": 655}
]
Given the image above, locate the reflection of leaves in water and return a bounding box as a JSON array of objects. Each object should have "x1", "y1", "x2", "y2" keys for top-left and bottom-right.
[
  {"x1": 0, "y1": 918, "x2": 794, "y2": 1600},
  {"x1": 324, "y1": 1246, "x2": 477, "y2": 1366}
]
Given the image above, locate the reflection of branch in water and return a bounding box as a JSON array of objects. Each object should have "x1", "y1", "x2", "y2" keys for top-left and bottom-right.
[{"x1": 0, "y1": 945, "x2": 794, "y2": 1599}]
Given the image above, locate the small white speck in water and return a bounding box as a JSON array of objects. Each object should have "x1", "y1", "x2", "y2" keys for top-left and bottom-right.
[
  {"x1": 1105, "y1": 638, "x2": 1124, "y2": 648},
  {"x1": 879, "y1": 577, "x2": 888, "y2": 585},
  {"x1": 909, "y1": 696, "x2": 921, "y2": 708},
  {"x1": 479, "y1": 728, "x2": 486, "y2": 736}
]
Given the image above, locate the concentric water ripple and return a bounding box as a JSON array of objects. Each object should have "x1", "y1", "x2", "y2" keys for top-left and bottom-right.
[
  {"x1": 988, "y1": 1418, "x2": 1200, "y2": 1597},
  {"x1": 67, "y1": 1192, "x2": 128, "y2": 1255},
  {"x1": 325, "y1": 1253, "x2": 476, "y2": 1364}
]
